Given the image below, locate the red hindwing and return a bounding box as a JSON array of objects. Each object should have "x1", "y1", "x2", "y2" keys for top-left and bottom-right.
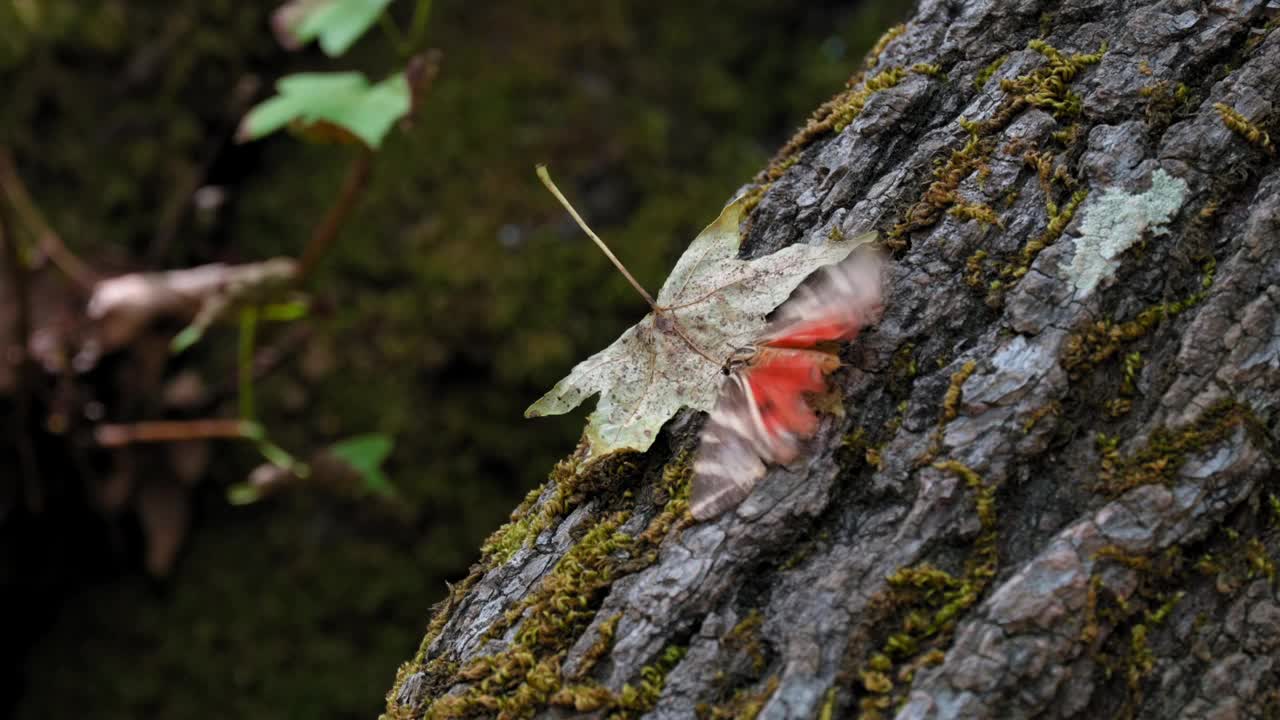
[{"x1": 691, "y1": 247, "x2": 884, "y2": 520}]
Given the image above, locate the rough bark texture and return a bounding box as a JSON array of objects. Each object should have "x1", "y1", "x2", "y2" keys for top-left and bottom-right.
[{"x1": 384, "y1": 1, "x2": 1280, "y2": 718}]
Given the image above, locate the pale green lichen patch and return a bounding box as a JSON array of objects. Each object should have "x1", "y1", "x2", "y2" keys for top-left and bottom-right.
[{"x1": 1063, "y1": 169, "x2": 1188, "y2": 296}]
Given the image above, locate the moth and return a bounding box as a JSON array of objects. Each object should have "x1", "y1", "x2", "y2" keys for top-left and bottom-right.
[{"x1": 691, "y1": 244, "x2": 885, "y2": 520}]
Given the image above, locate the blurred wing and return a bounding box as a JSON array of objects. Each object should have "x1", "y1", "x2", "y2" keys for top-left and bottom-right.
[
  {"x1": 760, "y1": 245, "x2": 885, "y2": 348},
  {"x1": 691, "y1": 348, "x2": 839, "y2": 521},
  {"x1": 692, "y1": 374, "x2": 767, "y2": 521}
]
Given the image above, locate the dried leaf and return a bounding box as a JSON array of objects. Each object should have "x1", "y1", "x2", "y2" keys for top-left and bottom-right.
[{"x1": 526, "y1": 196, "x2": 876, "y2": 455}]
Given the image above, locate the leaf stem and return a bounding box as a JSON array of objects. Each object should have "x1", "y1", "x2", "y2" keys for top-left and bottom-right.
[
  {"x1": 297, "y1": 147, "x2": 373, "y2": 281},
  {"x1": 238, "y1": 306, "x2": 258, "y2": 420},
  {"x1": 0, "y1": 147, "x2": 97, "y2": 293},
  {"x1": 536, "y1": 164, "x2": 659, "y2": 311},
  {"x1": 408, "y1": 0, "x2": 433, "y2": 51},
  {"x1": 378, "y1": 11, "x2": 407, "y2": 55},
  {"x1": 95, "y1": 419, "x2": 257, "y2": 447}
]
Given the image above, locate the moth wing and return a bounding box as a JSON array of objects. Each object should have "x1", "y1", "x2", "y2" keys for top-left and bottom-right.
[
  {"x1": 741, "y1": 347, "x2": 840, "y2": 462},
  {"x1": 761, "y1": 246, "x2": 885, "y2": 348},
  {"x1": 691, "y1": 374, "x2": 768, "y2": 521}
]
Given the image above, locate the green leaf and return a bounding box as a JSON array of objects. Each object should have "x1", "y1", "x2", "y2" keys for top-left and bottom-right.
[
  {"x1": 328, "y1": 433, "x2": 396, "y2": 496},
  {"x1": 237, "y1": 71, "x2": 410, "y2": 148},
  {"x1": 525, "y1": 195, "x2": 878, "y2": 455},
  {"x1": 170, "y1": 324, "x2": 205, "y2": 354},
  {"x1": 261, "y1": 298, "x2": 310, "y2": 322},
  {"x1": 227, "y1": 483, "x2": 264, "y2": 506},
  {"x1": 277, "y1": 0, "x2": 394, "y2": 57}
]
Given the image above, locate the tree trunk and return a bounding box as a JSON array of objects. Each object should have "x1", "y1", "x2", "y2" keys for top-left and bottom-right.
[{"x1": 384, "y1": 1, "x2": 1280, "y2": 718}]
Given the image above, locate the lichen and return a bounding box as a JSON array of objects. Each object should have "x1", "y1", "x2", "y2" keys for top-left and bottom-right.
[{"x1": 1063, "y1": 169, "x2": 1188, "y2": 296}]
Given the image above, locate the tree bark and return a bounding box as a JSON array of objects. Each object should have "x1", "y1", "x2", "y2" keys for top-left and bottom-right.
[{"x1": 385, "y1": 1, "x2": 1280, "y2": 718}]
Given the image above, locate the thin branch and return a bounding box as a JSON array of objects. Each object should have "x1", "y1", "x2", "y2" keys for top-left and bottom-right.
[
  {"x1": 379, "y1": 11, "x2": 407, "y2": 55},
  {"x1": 1, "y1": 198, "x2": 43, "y2": 512},
  {"x1": 296, "y1": 147, "x2": 373, "y2": 282},
  {"x1": 238, "y1": 306, "x2": 258, "y2": 420},
  {"x1": 408, "y1": 0, "x2": 434, "y2": 52},
  {"x1": 0, "y1": 148, "x2": 98, "y2": 293},
  {"x1": 94, "y1": 418, "x2": 255, "y2": 448},
  {"x1": 536, "y1": 164, "x2": 659, "y2": 311}
]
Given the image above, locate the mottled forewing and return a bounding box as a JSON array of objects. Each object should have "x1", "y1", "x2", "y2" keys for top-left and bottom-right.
[
  {"x1": 691, "y1": 374, "x2": 768, "y2": 521},
  {"x1": 761, "y1": 240, "x2": 885, "y2": 347}
]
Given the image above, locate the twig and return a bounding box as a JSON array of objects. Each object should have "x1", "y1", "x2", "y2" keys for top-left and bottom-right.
[
  {"x1": 407, "y1": 0, "x2": 434, "y2": 52},
  {"x1": 296, "y1": 47, "x2": 442, "y2": 282},
  {"x1": 238, "y1": 306, "x2": 258, "y2": 420},
  {"x1": 296, "y1": 148, "x2": 373, "y2": 282},
  {"x1": 94, "y1": 418, "x2": 255, "y2": 448},
  {"x1": 536, "y1": 164, "x2": 659, "y2": 310},
  {"x1": 0, "y1": 148, "x2": 98, "y2": 293},
  {"x1": 0, "y1": 198, "x2": 43, "y2": 512}
]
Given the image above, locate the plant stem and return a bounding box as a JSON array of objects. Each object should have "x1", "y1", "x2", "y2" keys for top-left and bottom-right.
[
  {"x1": 0, "y1": 192, "x2": 42, "y2": 513},
  {"x1": 297, "y1": 147, "x2": 373, "y2": 281},
  {"x1": 0, "y1": 148, "x2": 97, "y2": 293},
  {"x1": 378, "y1": 11, "x2": 407, "y2": 55},
  {"x1": 536, "y1": 164, "x2": 659, "y2": 311},
  {"x1": 95, "y1": 419, "x2": 256, "y2": 447},
  {"x1": 238, "y1": 306, "x2": 258, "y2": 420},
  {"x1": 408, "y1": 0, "x2": 433, "y2": 51}
]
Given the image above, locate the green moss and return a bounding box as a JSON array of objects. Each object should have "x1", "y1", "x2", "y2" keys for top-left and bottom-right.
[
  {"x1": 890, "y1": 38, "x2": 1103, "y2": 253},
  {"x1": 973, "y1": 54, "x2": 1008, "y2": 89},
  {"x1": 887, "y1": 119, "x2": 990, "y2": 249},
  {"x1": 480, "y1": 445, "x2": 643, "y2": 567},
  {"x1": 1094, "y1": 399, "x2": 1258, "y2": 496},
  {"x1": 1139, "y1": 81, "x2": 1192, "y2": 128},
  {"x1": 831, "y1": 67, "x2": 907, "y2": 133},
  {"x1": 910, "y1": 62, "x2": 944, "y2": 78},
  {"x1": 724, "y1": 610, "x2": 767, "y2": 674},
  {"x1": 941, "y1": 361, "x2": 978, "y2": 424},
  {"x1": 948, "y1": 200, "x2": 1004, "y2": 228},
  {"x1": 818, "y1": 686, "x2": 840, "y2": 720},
  {"x1": 551, "y1": 644, "x2": 688, "y2": 718},
  {"x1": 389, "y1": 455, "x2": 694, "y2": 719},
  {"x1": 1000, "y1": 39, "x2": 1106, "y2": 117},
  {"x1": 758, "y1": 23, "x2": 908, "y2": 182},
  {"x1": 847, "y1": 461, "x2": 998, "y2": 718},
  {"x1": 573, "y1": 612, "x2": 623, "y2": 681},
  {"x1": 696, "y1": 676, "x2": 780, "y2": 720},
  {"x1": 1214, "y1": 102, "x2": 1275, "y2": 155},
  {"x1": 1063, "y1": 258, "x2": 1216, "y2": 378}
]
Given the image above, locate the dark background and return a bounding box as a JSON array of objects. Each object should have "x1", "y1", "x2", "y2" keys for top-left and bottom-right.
[{"x1": 0, "y1": 2, "x2": 902, "y2": 717}]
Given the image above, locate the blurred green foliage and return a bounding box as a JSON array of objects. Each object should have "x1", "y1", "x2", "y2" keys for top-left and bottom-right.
[{"x1": 5, "y1": 1, "x2": 903, "y2": 718}]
